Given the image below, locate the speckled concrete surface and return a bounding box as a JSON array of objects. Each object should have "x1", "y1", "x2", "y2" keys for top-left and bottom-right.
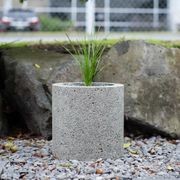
[{"x1": 52, "y1": 82, "x2": 124, "y2": 160}]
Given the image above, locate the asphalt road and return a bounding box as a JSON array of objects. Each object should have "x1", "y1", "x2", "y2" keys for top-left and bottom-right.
[{"x1": 0, "y1": 32, "x2": 180, "y2": 43}]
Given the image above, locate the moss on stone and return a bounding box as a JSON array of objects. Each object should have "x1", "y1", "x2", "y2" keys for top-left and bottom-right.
[{"x1": 1, "y1": 39, "x2": 180, "y2": 51}]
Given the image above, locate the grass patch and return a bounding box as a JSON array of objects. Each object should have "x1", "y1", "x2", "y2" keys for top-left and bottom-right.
[
  {"x1": 0, "y1": 41, "x2": 36, "y2": 49},
  {"x1": 147, "y1": 40, "x2": 180, "y2": 49},
  {"x1": 1, "y1": 39, "x2": 180, "y2": 50},
  {"x1": 39, "y1": 15, "x2": 72, "y2": 32}
]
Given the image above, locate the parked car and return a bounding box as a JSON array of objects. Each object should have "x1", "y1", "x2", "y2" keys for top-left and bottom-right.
[{"x1": 1, "y1": 8, "x2": 40, "y2": 31}]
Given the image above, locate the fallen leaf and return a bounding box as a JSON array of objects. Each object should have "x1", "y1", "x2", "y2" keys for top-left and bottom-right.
[
  {"x1": 59, "y1": 163, "x2": 72, "y2": 168},
  {"x1": 4, "y1": 142, "x2": 18, "y2": 153},
  {"x1": 34, "y1": 64, "x2": 40, "y2": 68},
  {"x1": 167, "y1": 165, "x2": 174, "y2": 171},
  {"x1": 10, "y1": 145, "x2": 18, "y2": 153},
  {"x1": 128, "y1": 148, "x2": 139, "y2": 154},
  {"x1": 123, "y1": 142, "x2": 131, "y2": 149},
  {"x1": 8, "y1": 137, "x2": 14, "y2": 140},
  {"x1": 4, "y1": 142, "x2": 14, "y2": 150},
  {"x1": 96, "y1": 169, "x2": 104, "y2": 174}
]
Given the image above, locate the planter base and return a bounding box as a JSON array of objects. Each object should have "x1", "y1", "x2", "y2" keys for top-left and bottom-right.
[{"x1": 52, "y1": 82, "x2": 124, "y2": 160}]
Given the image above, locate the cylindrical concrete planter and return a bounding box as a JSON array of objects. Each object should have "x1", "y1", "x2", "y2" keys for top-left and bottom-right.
[{"x1": 52, "y1": 82, "x2": 124, "y2": 160}]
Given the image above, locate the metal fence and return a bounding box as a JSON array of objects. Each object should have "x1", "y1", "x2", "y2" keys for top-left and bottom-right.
[
  {"x1": 0, "y1": 0, "x2": 180, "y2": 33},
  {"x1": 35, "y1": 0, "x2": 170, "y2": 32}
]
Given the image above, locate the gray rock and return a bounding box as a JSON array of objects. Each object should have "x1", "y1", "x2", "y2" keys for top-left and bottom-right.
[
  {"x1": 0, "y1": 136, "x2": 179, "y2": 180},
  {"x1": 175, "y1": 144, "x2": 180, "y2": 160},
  {"x1": 56, "y1": 174, "x2": 69, "y2": 179},
  {"x1": 85, "y1": 167, "x2": 96, "y2": 174},
  {"x1": 4, "y1": 62, "x2": 52, "y2": 139},
  {"x1": 176, "y1": 143, "x2": 180, "y2": 153},
  {"x1": 113, "y1": 167, "x2": 120, "y2": 173},
  {"x1": 1, "y1": 48, "x2": 74, "y2": 138},
  {"x1": 135, "y1": 176, "x2": 178, "y2": 180},
  {"x1": 97, "y1": 40, "x2": 180, "y2": 138},
  {"x1": 47, "y1": 60, "x2": 81, "y2": 93},
  {"x1": 16, "y1": 63, "x2": 52, "y2": 138},
  {"x1": 0, "y1": 161, "x2": 6, "y2": 176},
  {"x1": 141, "y1": 146, "x2": 148, "y2": 156},
  {"x1": 1, "y1": 174, "x2": 8, "y2": 180},
  {"x1": 95, "y1": 177, "x2": 103, "y2": 180}
]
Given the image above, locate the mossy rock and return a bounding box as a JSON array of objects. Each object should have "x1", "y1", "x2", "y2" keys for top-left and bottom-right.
[{"x1": 97, "y1": 40, "x2": 180, "y2": 138}]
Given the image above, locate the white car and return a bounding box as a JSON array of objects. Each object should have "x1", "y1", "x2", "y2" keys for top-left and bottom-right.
[{"x1": 1, "y1": 8, "x2": 40, "y2": 31}]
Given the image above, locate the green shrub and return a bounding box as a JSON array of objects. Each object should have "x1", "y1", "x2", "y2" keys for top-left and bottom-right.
[{"x1": 39, "y1": 15, "x2": 72, "y2": 31}]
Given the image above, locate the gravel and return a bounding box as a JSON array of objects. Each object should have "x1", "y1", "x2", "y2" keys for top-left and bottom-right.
[{"x1": 0, "y1": 136, "x2": 179, "y2": 180}]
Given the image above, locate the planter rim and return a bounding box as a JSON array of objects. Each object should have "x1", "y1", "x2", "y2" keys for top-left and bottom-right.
[{"x1": 53, "y1": 82, "x2": 123, "y2": 88}]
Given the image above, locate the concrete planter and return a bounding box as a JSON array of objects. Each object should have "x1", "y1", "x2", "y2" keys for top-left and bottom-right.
[{"x1": 52, "y1": 82, "x2": 124, "y2": 160}]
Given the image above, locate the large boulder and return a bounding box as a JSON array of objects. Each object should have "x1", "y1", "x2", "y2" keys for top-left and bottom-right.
[
  {"x1": 4, "y1": 62, "x2": 52, "y2": 139},
  {"x1": 47, "y1": 60, "x2": 81, "y2": 92},
  {"x1": 0, "y1": 52, "x2": 7, "y2": 136},
  {"x1": 96, "y1": 40, "x2": 180, "y2": 138},
  {"x1": 2, "y1": 47, "x2": 81, "y2": 139}
]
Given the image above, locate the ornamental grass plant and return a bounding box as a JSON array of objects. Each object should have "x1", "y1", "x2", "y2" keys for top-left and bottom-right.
[{"x1": 64, "y1": 35, "x2": 106, "y2": 86}]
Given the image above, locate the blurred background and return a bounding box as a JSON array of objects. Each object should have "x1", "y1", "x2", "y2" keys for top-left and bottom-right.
[{"x1": 0, "y1": 0, "x2": 180, "y2": 41}]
